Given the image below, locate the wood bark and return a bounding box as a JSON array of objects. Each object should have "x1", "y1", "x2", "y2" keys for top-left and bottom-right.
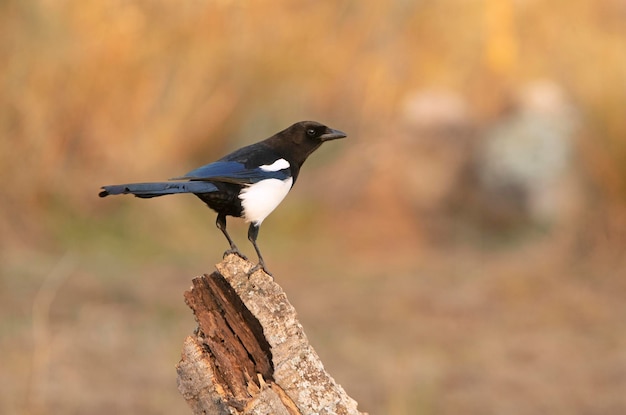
[{"x1": 176, "y1": 254, "x2": 365, "y2": 415}]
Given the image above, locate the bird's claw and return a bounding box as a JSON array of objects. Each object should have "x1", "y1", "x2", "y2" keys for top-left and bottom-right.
[
  {"x1": 248, "y1": 263, "x2": 272, "y2": 278},
  {"x1": 223, "y1": 248, "x2": 247, "y2": 261}
]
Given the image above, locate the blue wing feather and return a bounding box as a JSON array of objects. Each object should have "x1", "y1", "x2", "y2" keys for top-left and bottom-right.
[{"x1": 170, "y1": 161, "x2": 289, "y2": 184}]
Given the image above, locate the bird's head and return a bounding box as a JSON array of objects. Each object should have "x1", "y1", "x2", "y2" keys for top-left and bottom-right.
[
  {"x1": 268, "y1": 121, "x2": 346, "y2": 166},
  {"x1": 299, "y1": 121, "x2": 347, "y2": 143}
]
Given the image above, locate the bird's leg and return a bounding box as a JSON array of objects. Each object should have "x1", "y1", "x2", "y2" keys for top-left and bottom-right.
[
  {"x1": 216, "y1": 213, "x2": 246, "y2": 259},
  {"x1": 248, "y1": 223, "x2": 271, "y2": 276}
]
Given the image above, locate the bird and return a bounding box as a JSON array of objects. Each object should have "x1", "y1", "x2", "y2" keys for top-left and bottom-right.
[{"x1": 99, "y1": 120, "x2": 347, "y2": 274}]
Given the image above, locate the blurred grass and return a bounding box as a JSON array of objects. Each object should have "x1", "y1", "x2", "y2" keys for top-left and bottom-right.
[{"x1": 2, "y1": 0, "x2": 626, "y2": 414}]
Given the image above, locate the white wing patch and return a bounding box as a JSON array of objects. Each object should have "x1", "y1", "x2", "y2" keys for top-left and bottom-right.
[
  {"x1": 239, "y1": 177, "x2": 293, "y2": 225},
  {"x1": 259, "y1": 158, "x2": 290, "y2": 172}
]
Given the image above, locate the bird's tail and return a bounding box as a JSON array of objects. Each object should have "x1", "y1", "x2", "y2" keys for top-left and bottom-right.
[{"x1": 99, "y1": 181, "x2": 218, "y2": 198}]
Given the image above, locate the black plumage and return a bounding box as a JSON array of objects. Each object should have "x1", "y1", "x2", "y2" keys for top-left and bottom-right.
[{"x1": 99, "y1": 120, "x2": 346, "y2": 273}]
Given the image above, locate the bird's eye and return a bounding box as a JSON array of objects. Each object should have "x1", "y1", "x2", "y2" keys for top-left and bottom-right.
[{"x1": 306, "y1": 128, "x2": 317, "y2": 137}]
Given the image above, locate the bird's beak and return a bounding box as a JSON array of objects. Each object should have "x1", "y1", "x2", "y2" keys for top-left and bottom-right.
[{"x1": 320, "y1": 128, "x2": 347, "y2": 141}]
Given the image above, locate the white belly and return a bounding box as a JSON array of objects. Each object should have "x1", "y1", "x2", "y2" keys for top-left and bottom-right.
[{"x1": 239, "y1": 177, "x2": 293, "y2": 225}]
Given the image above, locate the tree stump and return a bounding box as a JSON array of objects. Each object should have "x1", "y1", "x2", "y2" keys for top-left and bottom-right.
[{"x1": 176, "y1": 254, "x2": 365, "y2": 415}]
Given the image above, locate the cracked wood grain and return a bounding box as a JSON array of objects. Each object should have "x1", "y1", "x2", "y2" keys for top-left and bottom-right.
[{"x1": 176, "y1": 254, "x2": 365, "y2": 415}]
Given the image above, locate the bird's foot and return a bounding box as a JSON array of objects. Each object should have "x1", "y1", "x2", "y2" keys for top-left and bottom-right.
[
  {"x1": 223, "y1": 248, "x2": 248, "y2": 261},
  {"x1": 248, "y1": 262, "x2": 272, "y2": 278}
]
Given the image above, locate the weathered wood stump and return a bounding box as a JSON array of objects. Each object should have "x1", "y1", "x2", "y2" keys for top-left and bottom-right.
[{"x1": 176, "y1": 254, "x2": 365, "y2": 415}]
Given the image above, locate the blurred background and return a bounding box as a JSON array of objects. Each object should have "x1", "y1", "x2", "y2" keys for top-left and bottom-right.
[{"x1": 2, "y1": 0, "x2": 626, "y2": 414}]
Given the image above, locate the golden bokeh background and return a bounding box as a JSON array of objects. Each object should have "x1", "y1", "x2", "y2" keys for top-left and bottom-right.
[{"x1": 2, "y1": 1, "x2": 625, "y2": 414}]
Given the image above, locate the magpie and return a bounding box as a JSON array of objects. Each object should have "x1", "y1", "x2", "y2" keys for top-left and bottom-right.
[{"x1": 99, "y1": 121, "x2": 346, "y2": 273}]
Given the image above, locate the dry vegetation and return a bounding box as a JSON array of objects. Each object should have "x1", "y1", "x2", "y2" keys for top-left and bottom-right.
[{"x1": 1, "y1": 0, "x2": 626, "y2": 414}]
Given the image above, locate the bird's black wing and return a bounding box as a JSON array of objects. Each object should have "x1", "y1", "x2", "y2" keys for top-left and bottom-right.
[{"x1": 170, "y1": 160, "x2": 290, "y2": 184}]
